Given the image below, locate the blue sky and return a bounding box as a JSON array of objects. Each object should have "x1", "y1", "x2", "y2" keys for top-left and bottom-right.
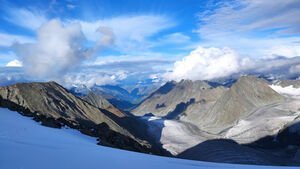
[
  {"x1": 0, "y1": 0, "x2": 203, "y2": 60},
  {"x1": 1, "y1": 0, "x2": 300, "y2": 87}
]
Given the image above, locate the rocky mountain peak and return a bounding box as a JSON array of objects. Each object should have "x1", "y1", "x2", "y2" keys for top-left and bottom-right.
[{"x1": 204, "y1": 76, "x2": 285, "y2": 133}]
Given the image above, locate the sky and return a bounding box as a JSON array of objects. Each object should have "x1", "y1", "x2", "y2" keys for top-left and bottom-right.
[{"x1": 0, "y1": 0, "x2": 300, "y2": 87}]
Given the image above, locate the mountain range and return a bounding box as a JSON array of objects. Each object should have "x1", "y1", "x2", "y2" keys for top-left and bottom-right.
[
  {"x1": 0, "y1": 75, "x2": 300, "y2": 166},
  {"x1": 70, "y1": 83, "x2": 159, "y2": 111}
]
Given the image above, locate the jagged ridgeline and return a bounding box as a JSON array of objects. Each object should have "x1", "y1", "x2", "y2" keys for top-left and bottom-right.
[{"x1": 0, "y1": 81, "x2": 151, "y2": 153}]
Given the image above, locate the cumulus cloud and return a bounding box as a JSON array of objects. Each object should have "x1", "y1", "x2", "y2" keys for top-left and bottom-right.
[
  {"x1": 165, "y1": 46, "x2": 300, "y2": 81},
  {"x1": 164, "y1": 46, "x2": 247, "y2": 81},
  {"x1": 13, "y1": 19, "x2": 113, "y2": 79},
  {"x1": 13, "y1": 19, "x2": 85, "y2": 79},
  {"x1": 5, "y1": 59, "x2": 23, "y2": 67}
]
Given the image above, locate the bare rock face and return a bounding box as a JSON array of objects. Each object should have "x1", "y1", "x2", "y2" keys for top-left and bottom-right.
[
  {"x1": 81, "y1": 92, "x2": 126, "y2": 118},
  {"x1": 0, "y1": 82, "x2": 151, "y2": 153},
  {"x1": 0, "y1": 82, "x2": 120, "y2": 127},
  {"x1": 202, "y1": 76, "x2": 285, "y2": 133},
  {"x1": 132, "y1": 80, "x2": 227, "y2": 121}
]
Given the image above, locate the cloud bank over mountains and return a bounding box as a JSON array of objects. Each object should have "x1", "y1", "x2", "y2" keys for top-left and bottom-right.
[
  {"x1": 165, "y1": 46, "x2": 300, "y2": 82},
  {"x1": 164, "y1": 47, "x2": 245, "y2": 81}
]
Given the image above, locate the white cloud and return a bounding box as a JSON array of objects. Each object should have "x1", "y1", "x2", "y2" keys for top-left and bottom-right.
[
  {"x1": 164, "y1": 46, "x2": 247, "y2": 81},
  {"x1": 244, "y1": 57, "x2": 300, "y2": 76},
  {"x1": 11, "y1": 18, "x2": 115, "y2": 79},
  {"x1": 70, "y1": 15, "x2": 174, "y2": 52},
  {"x1": 0, "y1": 33, "x2": 34, "y2": 47},
  {"x1": 5, "y1": 59, "x2": 23, "y2": 67},
  {"x1": 165, "y1": 46, "x2": 300, "y2": 81},
  {"x1": 3, "y1": 9, "x2": 175, "y2": 55},
  {"x1": 149, "y1": 73, "x2": 162, "y2": 83},
  {"x1": 62, "y1": 71, "x2": 128, "y2": 88},
  {"x1": 197, "y1": 0, "x2": 300, "y2": 58},
  {"x1": 198, "y1": 0, "x2": 300, "y2": 36},
  {"x1": 159, "y1": 32, "x2": 191, "y2": 44},
  {"x1": 62, "y1": 73, "x2": 116, "y2": 88},
  {"x1": 270, "y1": 85, "x2": 300, "y2": 99},
  {"x1": 4, "y1": 8, "x2": 47, "y2": 30},
  {"x1": 289, "y1": 64, "x2": 300, "y2": 74},
  {"x1": 13, "y1": 19, "x2": 109, "y2": 79},
  {"x1": 268, "y1": 45, "x2": 300, "y2": 58}
]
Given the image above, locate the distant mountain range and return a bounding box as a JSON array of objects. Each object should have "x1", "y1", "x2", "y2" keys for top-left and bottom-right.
[
  {"x1": 70, "y1": 83, "x2": 159, "y2": 111},
  {"x1": 1, "y1": 75, "x2": 300, "y2": 165}
]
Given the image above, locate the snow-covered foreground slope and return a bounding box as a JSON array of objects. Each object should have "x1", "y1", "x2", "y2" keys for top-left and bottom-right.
[{"x1": 0, "y1": 108, "x2": 296, "y2": 169}]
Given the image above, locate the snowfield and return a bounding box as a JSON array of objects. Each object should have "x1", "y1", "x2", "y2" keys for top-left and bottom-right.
[{"x1": 0, "y1": 108, "x2": 297, "y2": 169}]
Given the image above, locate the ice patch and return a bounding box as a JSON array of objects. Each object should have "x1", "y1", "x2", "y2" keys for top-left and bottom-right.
[
  {"x1": 160, "y1": 120, "x2": 204, "y2": 155},
  {"x1": 148, "y1": 116, "x2": 161, "y2": 121}
]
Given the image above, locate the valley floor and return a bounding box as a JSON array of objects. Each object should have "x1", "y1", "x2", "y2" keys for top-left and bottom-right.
[{"x1": 0, "y1": 108, "x2": 297, "y2": 169}]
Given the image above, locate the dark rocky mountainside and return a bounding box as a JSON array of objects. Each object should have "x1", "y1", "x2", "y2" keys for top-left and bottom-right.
[{"x1": 0, "y1": 81, "x2": 151, "y2": 152}]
